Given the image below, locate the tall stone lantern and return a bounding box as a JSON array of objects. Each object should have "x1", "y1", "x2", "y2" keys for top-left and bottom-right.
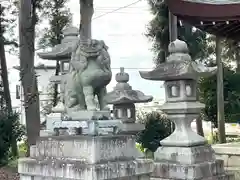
[
  {"x1": 38, "y1": 26, "x2": 79, "y2": 113},
  {"x1": 139, "y1": 39, "x2": 233, "y2": 180},
  {"x1": 105, "y1": 67, "x2": 153, "y2": 133},
  {"x1": 37, "y1": 26, "x2": 79, "y2": 133}
]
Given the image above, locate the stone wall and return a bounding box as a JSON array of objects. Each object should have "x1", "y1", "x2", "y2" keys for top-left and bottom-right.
[{"x1": 213, "y1": 142, "x2": 240, "y2": 179}]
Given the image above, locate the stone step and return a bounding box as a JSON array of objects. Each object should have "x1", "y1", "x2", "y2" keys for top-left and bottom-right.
[
  {"x1": 32, "y1": 135, "x2": 139, "y2": 164},
  {"x1": 152, "y1": 159, "x2": 225, "y2": 179},
  {"x1": 151, "y1": 173, "x2": 234, "y2": 180},
  {"x1": 18, "y1": 158, "x2": 154, "y2": 180}
]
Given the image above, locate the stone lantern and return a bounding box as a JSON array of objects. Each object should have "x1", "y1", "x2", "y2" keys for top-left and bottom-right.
[
  {"x1": 105, "y1": 67, "x2": 153, "y2": 133},
  {"x1": 37, "y1": 26, "x2": 79, "y2": 133},
  {"x1": 139, "y1": 39, "x2": 233, "y2": 180},
  {"x1": 38, "y1": 26, "x2": 79, "y2": 113},
  {"x1": 140, "y1": 39, "x2": 217, "y2": 146}
]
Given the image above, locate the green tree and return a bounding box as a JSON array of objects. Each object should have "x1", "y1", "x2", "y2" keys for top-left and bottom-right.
[
  {"x1": 0, "y1": 111, "x2": 25, "y2": 166},
  {"x1": 136, "y1": 111, "x2": 172, "y2": 153},
  {"x1": 146, "y1": 1, "x2": 208, "y2": 64},
  {"x1": 0, "y1": 3, "x2": 19, "y2": 157},
  {"x1": 199, "y1": 64, "x2": 240, "y2": 126},
  {"x1": 221, "y1": 39, "x2": 240, "y2": 72},
  {"x1": 146, "y1": 1, "x2": 210, "y2": 137},
  {"x1": 38, "y1": 0, "x2": 72, "y2": 107},
  {"x1": 0, "y1": 4, "x2": 17, "y2": 114}
]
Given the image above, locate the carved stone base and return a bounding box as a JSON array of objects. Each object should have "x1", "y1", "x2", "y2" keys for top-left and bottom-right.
[
  {"x1": 30, "y1": 135, "x2": 140, "y2": 163},
  {"x1": 18, "y1": 135, "x2": 154, "y2": 180},
  {"x1": 65, "y1": 110, "x2": 111, "y2": 121},
  {"x1": 152, "y1": 145, "x2": 234, "y2": 180},
  {"x1": 152, "y1": 160, "x2": 225, "y2": 179},
  {"x1": 118, "y1": 122, "x2": 145, "y2": 135},
  {"x1": 154, "y1": 145, "x2": 215, "y2": 164},
  {"x1": 45, "y1": 113, "x2": 144, "y2": 135},
  {"x1": 151, "y1": 174, "x2": 234, "y2": 180},
  {"x1": 19, "y1": 159, "x2": 153, "y2": 180},
  {"x1": 20, "y1": 175, "x2": 152, "y2": 180}
]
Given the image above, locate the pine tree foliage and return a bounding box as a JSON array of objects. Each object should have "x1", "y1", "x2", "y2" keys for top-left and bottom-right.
[
  {"x1": 38, "y1": 0, "x2": 72, "y2": 107},
  {"x1": 0, "y1": 4, "x2": 18, "y2": 48},
  {"x1": 38, "y1": 0, "x2": 72, "y2": 48}
]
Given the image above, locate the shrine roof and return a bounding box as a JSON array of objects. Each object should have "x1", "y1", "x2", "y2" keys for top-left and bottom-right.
[{"x1": 166, "y1": 0, "x2": 240, "y2": 40}]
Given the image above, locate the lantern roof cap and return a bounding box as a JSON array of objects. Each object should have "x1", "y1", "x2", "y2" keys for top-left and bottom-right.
[
  {"x1": 139, "y1": 39, "x2": 217, "y2": 81},
  {"x1": 105, "y1": 67, "x2": 153, "y2": 104}
]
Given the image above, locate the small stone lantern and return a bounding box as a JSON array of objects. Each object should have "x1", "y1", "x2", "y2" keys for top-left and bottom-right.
[{"x1": 105, "y1": 67, "x2": 153, "y2": 123}]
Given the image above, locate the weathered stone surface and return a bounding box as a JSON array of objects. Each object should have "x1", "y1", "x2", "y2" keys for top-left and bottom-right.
[
  {"x1": 151, "y1": 173, "x2": 234, "y2": 180},
  {"x1": 154, "y1": 145, "x2": 215, "y2": 164},
  {"x1": 21, "y1": 174, "x2": 150, "y2": 180},
  {"x1": 37, "y1": 26, "x2": 78, "y2": 60},
  {"x1": 31, "y1": 135, "x2": 140, "y2": 164},
  {"x1": 118, "y1": 122, "x2": 145, "y2": 134},
  {"x1": 213, "y1": 143, "x2": 240, "y2": 179},
  {"x1": 213, "y1": 142, "x2": 240, "y2": 156},
  {"x1": 40, "y1": 130, "x2": 55, "y2": 137},
  {"x1": 46, "y1": 113, "x2": 62, "y2": 132},
  {"x1": 160, "y1": 114, "x2": 206, "y2": 147},
  {"x1": 105, "y1": 67, "x2": 153, "y2": 105},
  {"x1": 18, "y1": 158, "x2": 153, "y2": 180},
  {"x1": 63, "y1": 110, "x2": 111, "y2": 121},
  {"x1": 152, "y1": 159, "x2": 224, "y2": 179},
  {"x1": 139, "y1": 39, "x2": 217, "y2": 81},
  {"x1": 105, "y1": 67, "x2": 152, "y2": 124},
  {"x1": 140, "y1": 39, "x2": 234, "y2": 180},
  {"x1": 64, "y1": 39, "x2": 112, "y2": 111}
]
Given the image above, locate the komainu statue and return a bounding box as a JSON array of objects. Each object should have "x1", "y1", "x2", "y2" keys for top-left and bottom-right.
[{"x1": 64, "y1": 39, "x2": 112, "y2": 111}]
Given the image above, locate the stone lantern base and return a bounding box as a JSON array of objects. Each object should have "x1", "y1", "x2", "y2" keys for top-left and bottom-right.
[
  {"x1": 151, "y1": 144, "x2": 234, "y2": 180},
  {"x1": 18, "y1": 135, "x2": 154, "y2": 180}
]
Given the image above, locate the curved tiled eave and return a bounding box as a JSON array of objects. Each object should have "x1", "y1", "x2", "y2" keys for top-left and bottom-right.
[
  {"x1": 167, "y1": 0, "x2": 240, "y2": 20},
  {"x1": 166, "y1": 0, "x2": 240, "y2": 40},
  {"x1": 181, "y1": 19, "x2": 240, "y2": 40}
]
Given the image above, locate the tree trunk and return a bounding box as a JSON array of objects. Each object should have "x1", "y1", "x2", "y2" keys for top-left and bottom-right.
[
  {"x1": 236, "y1": 46, "x2": 240, "y2": 73},
  {"x1": 0, "y1": 12, "x2": 17, "y2": 156},
  {"x1": 0, "y1": 11, "x2": 12, "y2": 115},
  {"x1": 79, "y1": 0, "x2": 94, "y2": 41},
  {"x1": 196, "y1": 116, "x2": 204, "y2": 137},
  {"x1": 53, "y1": 61, "x2": 60, "y2": 107},
  {"x1": 0, "y1": 34, "x2": 12, "y2": 114},
  {"x1": 19, "y1": 0, "x2": 41, "y2": 156},
  {"x1": 216, "y1": 36, "x2": 226, "y2": 143},
  {"x1": 168, "y1": 11, "x2": 177, "y2": 42},
  {"x1": 196, "y1": 84, "x2": 204, "y2": 137}
]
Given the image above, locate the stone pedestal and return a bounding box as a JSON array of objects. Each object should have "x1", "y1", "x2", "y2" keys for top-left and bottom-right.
[
  {"x1": 18, "y1": 135, "x2": 153, "y2": 180},
  {"x1": 152, "y1": 145, "x2": 234, "y2": 180}
]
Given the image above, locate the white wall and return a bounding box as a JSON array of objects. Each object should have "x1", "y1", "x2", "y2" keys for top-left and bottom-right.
[{"x1": 10, "y1": 68, "x2": 55, "y2": 125}]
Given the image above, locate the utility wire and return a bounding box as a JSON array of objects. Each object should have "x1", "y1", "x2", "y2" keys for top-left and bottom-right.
[{"x1": 93, "y1": 0, "x2": 142, "y2": 20}]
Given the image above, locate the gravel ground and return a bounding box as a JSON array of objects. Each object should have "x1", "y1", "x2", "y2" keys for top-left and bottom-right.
[{"x1": 0, "y1": 167, "x2": 19, "y2": 180}]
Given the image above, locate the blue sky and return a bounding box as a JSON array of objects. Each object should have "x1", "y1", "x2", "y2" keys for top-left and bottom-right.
[{"x1": 7, "y1": 0, "x2": 165, "y2": 108}]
